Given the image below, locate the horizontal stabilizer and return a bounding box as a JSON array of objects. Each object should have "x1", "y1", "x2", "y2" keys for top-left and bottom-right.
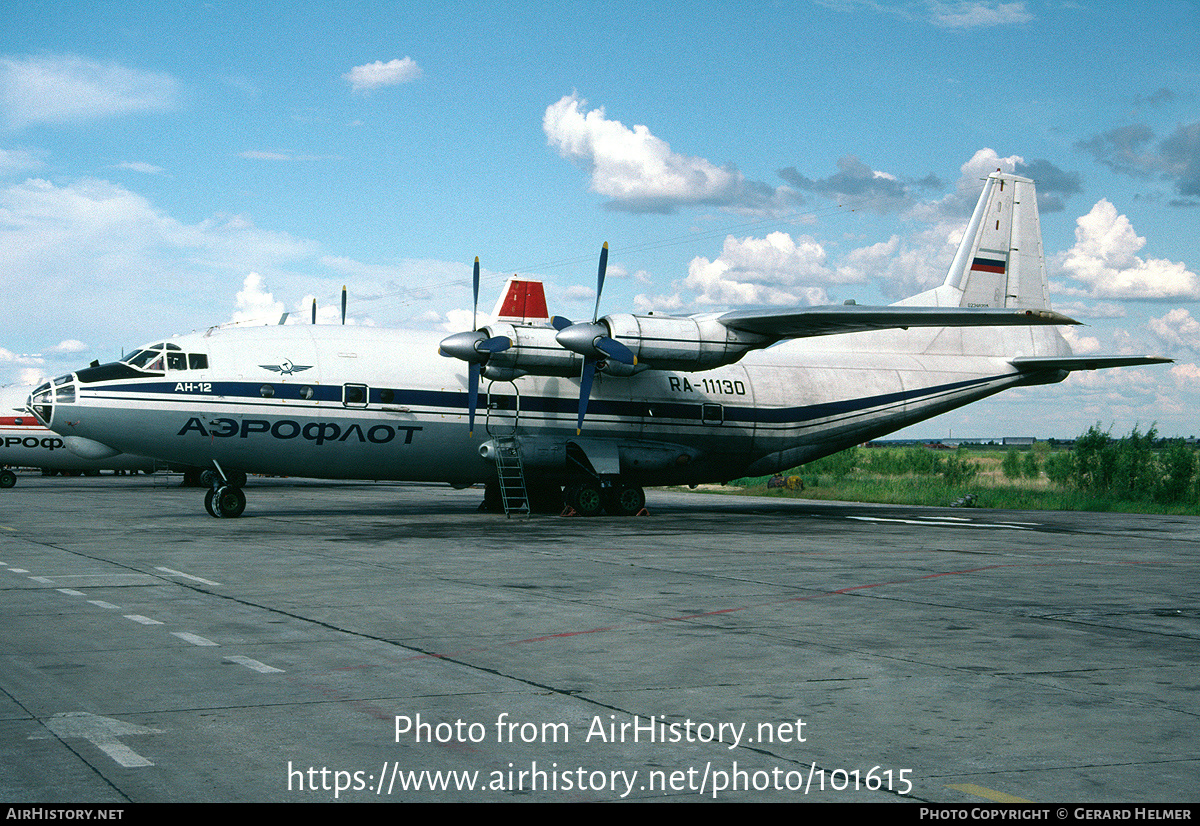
[
  {"x1": 1011, "y1": 355, "x2": 1174, "y2": 372},
  {"x1": 717, "y1": 305, "x2": 1078, "y2": 339}
]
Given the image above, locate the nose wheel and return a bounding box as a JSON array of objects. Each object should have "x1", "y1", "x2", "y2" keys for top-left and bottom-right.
[{"x1": 205, "y1": 484, "x2": 246, "y2": 518}]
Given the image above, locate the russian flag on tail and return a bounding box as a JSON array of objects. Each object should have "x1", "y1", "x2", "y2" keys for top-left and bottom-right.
[{"x1": 970, "y1": 256, "x2": 1007, "y2": 274}]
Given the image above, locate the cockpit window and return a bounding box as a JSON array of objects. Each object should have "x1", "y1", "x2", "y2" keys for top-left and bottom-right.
[
  {"x1": 122, "y1": 345, "x2": 209, "y2": 373},
  {"x1": 124, "y1": 350, "x2": 160, "y2": 371}
]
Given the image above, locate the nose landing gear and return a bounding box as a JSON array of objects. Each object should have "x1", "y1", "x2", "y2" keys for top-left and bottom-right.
[{"x1": 201, "y1": 464, "x2": 248, "y2": 518}]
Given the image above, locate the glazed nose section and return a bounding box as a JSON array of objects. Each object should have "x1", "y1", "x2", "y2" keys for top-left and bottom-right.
[
  {"x1": 27, "y1": 375, "x2": 76, "y2": 428},
  {"x1": 28, "y1": 382, "x2": 54, "y2": 426}
]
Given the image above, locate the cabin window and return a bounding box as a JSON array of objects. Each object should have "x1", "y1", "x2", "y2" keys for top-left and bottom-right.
[
  {"x1": 167, "y1": 352, "x2": 187, "y2": 371},
  {"x1": 343, "y1": 384, "x2": 368, "y2": 407},
  {"x1": 701, "y1": 403, "x2": 724, "y2": 425},
  {"x1": 298, "y1": 386, "x2": 314, "y2": 400},
  {"x1": 379, "y1": 388, "x2": 395, "y2": 404},
  {"x1": 260, "y1": 384, "x2": 275, "y2": 398},
  {"x1": 188, "y1": 354, "x2": 208, "y2": 370}
]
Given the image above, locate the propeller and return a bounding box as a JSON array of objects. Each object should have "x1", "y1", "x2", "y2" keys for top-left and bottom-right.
[
  {"x1": 554, "y1": 243, "x2": 637, "y2": 434},
  {"x1": 438, "y1": 257, "x2": 512, "y2": 435},
  {"x1": 311, "y1": 298, "x2": 317, "y2": 324},
  {"x1": 341, "y1": 285, "x2": 347, "y2": 325}
]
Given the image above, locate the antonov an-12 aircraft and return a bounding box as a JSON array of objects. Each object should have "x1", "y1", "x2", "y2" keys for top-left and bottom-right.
[{"x1": 29, "y1": 172, "x2": 1169, "y2": 517}]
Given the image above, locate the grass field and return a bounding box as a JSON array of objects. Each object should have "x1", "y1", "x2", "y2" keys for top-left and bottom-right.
[{"x1": 719, "y1": 444, "x2": 1200, "y2": 516}]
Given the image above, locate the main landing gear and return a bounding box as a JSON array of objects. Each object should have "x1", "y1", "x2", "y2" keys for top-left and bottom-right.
[
  {"x1": 564, "y1": 479, "x2": 646, "y2": 517},
  {"x1": 479, "y1": 478, "x2": 646, "y2": 516},
  {"x1": 201, "y1": 467, "x2": 248, "y2": 518}
]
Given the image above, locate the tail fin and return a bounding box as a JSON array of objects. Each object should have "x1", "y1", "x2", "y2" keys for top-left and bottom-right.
[
  {"x1": 903, "y1": 171, "x2": 1050, "y2": 310},
  {"x1": 491, "y1": 277, "x2": 551, "y2": 325},
  {"x1": 947, "y1": 171, "x2": 1049, "y2": 309}
]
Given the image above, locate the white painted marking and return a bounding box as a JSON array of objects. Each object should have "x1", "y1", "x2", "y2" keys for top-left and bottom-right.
[
  {"x1": 98, "y1": 741, "x2": 155, "y2": 768},
  {"x1": 56, "y1": 588, "x2": 86, "y2": 596},
  {"x1": 847, "y1": 516, "x2": 1032, "y2": 530},
  {"x1": 225, "y1": 655, "x2": 284, "y2": 674},
  {"x1": 35, "y1": 574, "x2": 159, "y2": 586},
  {"x1": 172, "y1": 632, "x2": 218, "y2": 647},
  {"x1": 34, "y1": 712, "x2": 161, "y2": 769},
  {"x1": 10, "y1": 568, "x2": 29, "y2": 573},
  {"x1": 125, "y1": 614, "x2": 163, "y2": 625},
  {"x1": 88, "y1": 600, "x2": 122, "y2": 610},
  {"x1": 155, "y1": 566, "x2": 220, "y2": 586}
]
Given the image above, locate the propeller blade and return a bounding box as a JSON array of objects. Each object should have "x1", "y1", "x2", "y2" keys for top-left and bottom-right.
[
  {"x1": 477, "y1": 336, "x2": 511, "y2": 354},
  {"x1": 472, "y1": 257, "x2": 480, "y2": 330},
  {"x1": 594, "y1": 336, "x2": 636, "y2": 365},
  {"x1": 340, "y1": 286, "x2": 347, "y2": 325},
  {"x1": 467, "y1": 362, "x2": 480, "y2": 437},
  {"x1": 593, "y1": 242, "x2": 608, "y2": 322},
  {"x1": 550, "y1": 315, "x2": 574, "y2": 331},
  {"x1": 576, "y1": 359, "x2": 596, "y2": 435},
  {"x1": 312, "y1": 299, "x2": 316, "y2": 324}
]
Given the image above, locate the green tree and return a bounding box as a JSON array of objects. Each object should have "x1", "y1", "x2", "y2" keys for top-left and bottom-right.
[
  {"x1": 1002, "y1": 448, "x2": 1022, "y2": 479},
  {"x1": 1045, "y1": 451, "x2": 1074, "y2": 487},
  {"x1": 1073, "y1": 425, "x2": 1116, "y2": 492},
  {"x1": 1022, "y1": 450, "x2": 1041, "y2": 479},
  {"x1": 1156, "y1": 440, "x2": 1198, "y2": 504}
]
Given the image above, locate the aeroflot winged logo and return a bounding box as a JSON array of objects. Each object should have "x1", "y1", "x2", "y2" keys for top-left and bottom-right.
[{"x1": 259, "y1": 359, "x2": 313, "y2": 375}]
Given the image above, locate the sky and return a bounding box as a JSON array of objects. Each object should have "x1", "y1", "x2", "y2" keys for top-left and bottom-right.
[{"x1": 1, "y1": 0, "x2": 1198, "y2": 439}]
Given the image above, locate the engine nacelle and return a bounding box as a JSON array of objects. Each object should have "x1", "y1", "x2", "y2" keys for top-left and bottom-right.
[
  {"x1": 477, "y1": 323, "x2": 583, "y2": 378},
  {"x1": 600, "y1": 313, "x2": 769, "y2": 371}
]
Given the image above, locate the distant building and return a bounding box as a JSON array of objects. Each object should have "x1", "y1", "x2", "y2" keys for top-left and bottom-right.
[{"x1": 1002, "y1": 437, "x2": 1037, "y2": 447}]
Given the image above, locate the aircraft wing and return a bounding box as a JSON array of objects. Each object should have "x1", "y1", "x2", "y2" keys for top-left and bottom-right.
[
  {"x1": 716, "y1": 305, "x2": 1079, "y2": 339},
  {"x1": 1010, "y1": 355, "x2": 1174, "y2": 372}
]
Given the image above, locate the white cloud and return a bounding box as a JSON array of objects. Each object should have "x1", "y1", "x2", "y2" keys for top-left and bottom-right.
[
  {"x1": 1057, "y1": 200, "x2": 1200, "y2": 300},
  {"x1": 0, "y1": 54, "x2": 177, "y2": 129},
  {"x1": 115, "y1": 161, "x2": 165, "y2": 175},
  {"x1": 633, "y1": 292, "x2": 686, "y2": 314},
  {"x1": 1149, "y1": 308, "x2": 1200, "y2": 356},
  {"x1": 912, "y1": 148, "x2": 1025, "y2": 221},
  {"x1": 343, "y1": 58, "x2": 422, "y2": 92},
  {"x1": 1170, "y1": 362, "x2": 1200, "y2": 384},
  {"x1": 0, "y1": 347, "x2": 44, "y2": 366},
  {"x1": 684, "y1": 232, "x2": 839, "y2": 307},
  {"x1": 543, "y1": 94, "x2": 783, "y2": 214},
  {"x1": 0, "y1": 146, "x2": 44, "y2": 174},
  {"x1": 1060, "y1": 326, "x2": 1101, "y2": 355},
  {"x1": 231, "y1": 273, "x2": 285, "y2": 323},
  {"x1": 0, "y1": 175, "x2": 330, "y2": 360},
  {"x1": 928, "y1": 2, "x2": 1033, "y2": 29}
]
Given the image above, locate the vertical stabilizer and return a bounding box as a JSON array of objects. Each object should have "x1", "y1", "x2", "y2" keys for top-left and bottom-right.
[
  {"x1": 944, "y1": 171, "x2": 1050, "y2": 310},
  {"x1": 491, "y1": 278, "x2": 551, "y2": 324}
]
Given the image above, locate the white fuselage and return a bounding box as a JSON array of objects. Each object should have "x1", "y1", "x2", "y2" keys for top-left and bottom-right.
[{"x1": 34, "y1": 322, "x2": 1069, "y2": 486}]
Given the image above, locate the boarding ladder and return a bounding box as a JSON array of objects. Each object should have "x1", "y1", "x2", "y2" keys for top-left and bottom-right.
[{"x1": 493, "y1": 436, "x2": 530, "y2": 518}]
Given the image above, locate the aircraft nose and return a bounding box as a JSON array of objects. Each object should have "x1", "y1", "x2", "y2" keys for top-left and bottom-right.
[
  {"x1": 27, "y1": 374, "x2": 76, "y2": 429},
  {"x1": 28, "y1": 382, "x2": 54, "y2": 426}
]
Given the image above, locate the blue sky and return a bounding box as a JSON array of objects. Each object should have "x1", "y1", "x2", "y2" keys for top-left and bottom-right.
[{"x1": 2, "y1": 0, "x2": 1198, "y2": 438}]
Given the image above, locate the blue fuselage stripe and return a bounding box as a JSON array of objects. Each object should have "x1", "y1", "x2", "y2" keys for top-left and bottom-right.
[{"x1": 86, "y1": 373, "x2": 1008, "y2": 428}]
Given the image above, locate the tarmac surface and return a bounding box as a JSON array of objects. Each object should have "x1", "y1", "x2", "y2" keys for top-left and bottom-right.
[{"x1": 1, "y1": 473, "x2": 1197, "y2": 803}]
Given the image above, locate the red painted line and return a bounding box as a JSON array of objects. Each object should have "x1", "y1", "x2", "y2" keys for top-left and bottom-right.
[{"x1": 400, "y1": 561, "x2": 1078, "y2": 662}]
